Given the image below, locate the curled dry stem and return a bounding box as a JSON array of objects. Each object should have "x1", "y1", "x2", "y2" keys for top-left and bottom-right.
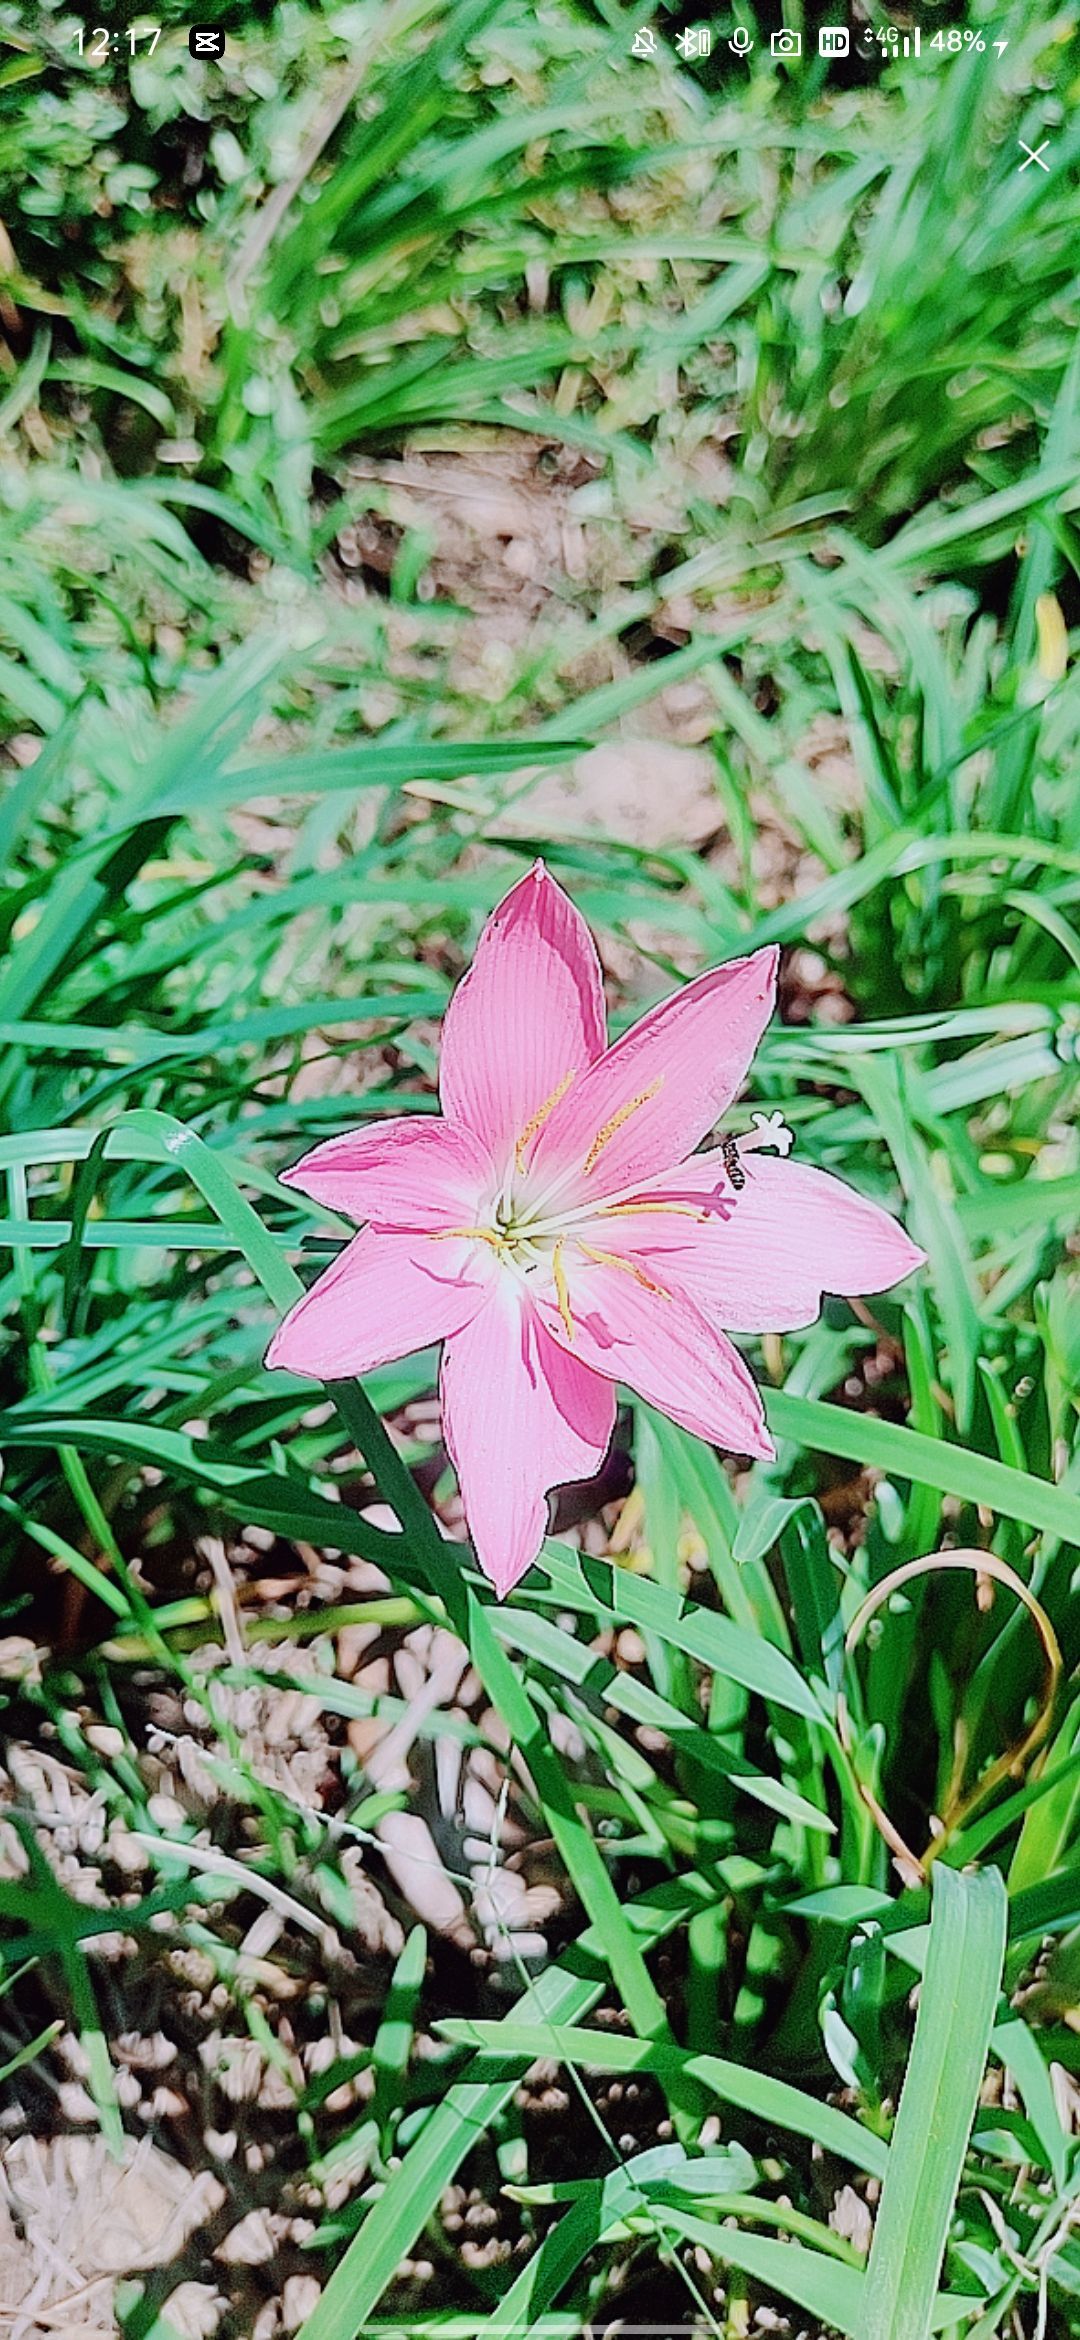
[{"x1": 836, "y1": 1548, "x2": 1062, "y2": 1886}]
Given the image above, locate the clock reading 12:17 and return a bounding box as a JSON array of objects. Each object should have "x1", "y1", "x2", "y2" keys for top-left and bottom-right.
[{"x1": 71, "y1": 25, "x2": 163, "y2": 55}]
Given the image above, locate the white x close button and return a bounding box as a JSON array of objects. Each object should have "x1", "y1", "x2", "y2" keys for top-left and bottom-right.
[{"x1": 1018, "y1": 138, "x2": 1051, "y2": 172}]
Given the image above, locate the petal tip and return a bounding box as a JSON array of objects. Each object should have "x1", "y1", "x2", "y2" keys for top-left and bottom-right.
[
  {"x1": 720, "y1": 940, "x2": 780, "y2": 1006},
  {"x1": 758, "y1": 941, "x2": 781, "y2": 994},
  {"x1": 481, "y1": 1547, "x2": 538, "y2": 1601},
  {"x1": 868, "y1": 1231, "x2": 927, "y2": 1293},
  {"x1": 264, "y1": 1315, "x2": 322, "y2": 1379}
]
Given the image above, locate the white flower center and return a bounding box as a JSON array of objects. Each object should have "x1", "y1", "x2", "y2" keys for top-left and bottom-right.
[{"x1": 437, "y1": 1094, "x2": 795, "y2": 1343}]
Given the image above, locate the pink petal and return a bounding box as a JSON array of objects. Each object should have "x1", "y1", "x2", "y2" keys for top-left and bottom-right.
[
  {"x1": 536, "y1": 1257, "x2": 774, "y2": 1460},
  {"x1": 266, "y1": 1229, "x2": 491, "y2": 1381},
  {"x1": 279, "y1": 1115, "x2": 492, "y2": 1231},
  {"x1": 530, "y1": 947, "x2": 778, "y2": 1201},
  {"x1": 438, "y1": 862, "x2": 607, "y2": 1165},
  {"x1": 440, "y1": 1280, "x2": 616, "y2": 1598},
  {"x1": 602, "y1": 1152, "x2": 926, "y2": 1331}
]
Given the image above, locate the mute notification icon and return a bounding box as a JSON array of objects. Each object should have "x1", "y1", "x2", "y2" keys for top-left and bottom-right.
[{"x1": 729, "y1": 25, "x2": 753, "y2": 51}]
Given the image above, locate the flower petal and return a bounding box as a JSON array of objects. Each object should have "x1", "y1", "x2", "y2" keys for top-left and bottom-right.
[
  {"x1": 279, "y1": 1115, "x2": 492, "y2": 1231},
  {"x1": 602, "y1": 1151, "x2": 926, "y2": 1331},
  {"x1": 440, "y1": 1279, "x2": 616, "y2": 1598},
  {"x1": 438, "y1": 861, "x2": 607, "y2": 1164},
  {"x1": 530, "y1": 947, "x2": 778, "y2": 1201},
  {"x1": 266, "y1": 1229, "x2": 491, "y2": 1381},
  {"x1": 536, "y1": 1256, "x2": 773, "y2": 1459}
]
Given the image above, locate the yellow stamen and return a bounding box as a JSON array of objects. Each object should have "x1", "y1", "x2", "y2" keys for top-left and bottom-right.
[
  {"x1": 599, "y1": 1200, "x2": 708, "y2": 1222},
  {"x1": 579, "y1": 1242, "x2": 672, "y2": 1299},
  {"x1": 552, "y1": 1237, "x2": 575, "y2": 1342},
  {"x1": 515, "y1": 1070, "x2": 576, "y2": 1171},
  {"x1": 433, "y1": 1226, "x2": 507, "y2": 1251},
  {"x1": 583, "y1": 1079, "x2": 663, "y2": 1176}
]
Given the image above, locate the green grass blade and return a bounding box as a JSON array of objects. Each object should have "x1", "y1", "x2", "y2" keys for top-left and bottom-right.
[
  {"x1": 465, "y1": 1595, "x2": 672, "y2": 2047},
  {"x1": 433, "y1": 2020, "x2": 889, "y2": 2181},
  {"x1": 533, "y1": 1545, "x2": 823, "y2": 1722},
  {"x1": 855, "y1": 1863, "x2": 1007, "y2": 2340},
  {"x1": 641, "y1": 2207, "x2": 981, "y2": 2336},
  {"x1": 765, "y1": 1392, "x2": 1080, "y2": 1547},
  {"x1": 293, "y1": 1875, "x2": 708, "y2": 2340},
  {"x1": 150, "y1": 736, "x2": 582, "y2": 815},
  {"x1": 113, "y1": 1109, "x2": 302, "y2": 1313},
  {"x1": 369, "y1": 1923, "x2": 427, "y2": 2149}
]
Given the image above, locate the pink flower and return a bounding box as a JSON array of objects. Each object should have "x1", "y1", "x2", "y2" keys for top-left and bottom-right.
[{"x1": 267, "y1": 864, "x2": 924, "y2": 1598}]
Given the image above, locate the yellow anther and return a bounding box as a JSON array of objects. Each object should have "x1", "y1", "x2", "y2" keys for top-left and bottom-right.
[
  {"x1": 552, "y1": 1237, "x2": 575, "y2": 1342},
  {"x1": 514, "y1": 1069, "x2": 576, "y2": 1171},
  {"x1": 579, "y1": 1242, "x2": 672, "y2": 1300},
  {"x1": 583, "y1": 1078, "x2": 663, "y2": 1176}
]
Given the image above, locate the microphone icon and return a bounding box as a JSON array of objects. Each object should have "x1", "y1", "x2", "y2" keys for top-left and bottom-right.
[{"x1": 729, "y1": 25, "x2": 754, "y2": 51}]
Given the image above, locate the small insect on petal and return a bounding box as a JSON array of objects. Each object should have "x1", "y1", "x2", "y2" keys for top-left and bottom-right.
[{"x1": 721, "y1": 1136, "x2": 746, "y2": 1192}]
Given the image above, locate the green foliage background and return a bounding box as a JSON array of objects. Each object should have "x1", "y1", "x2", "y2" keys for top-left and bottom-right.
[{"x1": 1, "y1": 1, "x2": 1079, "y2": 2334}]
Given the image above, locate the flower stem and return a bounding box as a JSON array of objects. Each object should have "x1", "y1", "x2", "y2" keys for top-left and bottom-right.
[{"x1": 325, "y1": 1374, "x2": 469, "y2": 1636}]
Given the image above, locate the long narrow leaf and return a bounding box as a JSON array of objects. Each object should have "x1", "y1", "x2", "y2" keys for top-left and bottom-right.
[{"x1": 856, "y1": 1864, "x2": 1006, "y2": 2340}]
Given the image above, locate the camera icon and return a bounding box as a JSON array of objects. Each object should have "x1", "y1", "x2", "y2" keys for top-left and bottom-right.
[{"x1": 770, "y1": 27, "x2": 802, "y2": 54}]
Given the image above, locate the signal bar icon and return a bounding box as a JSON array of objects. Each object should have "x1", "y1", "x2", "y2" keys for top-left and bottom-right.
[{"x1": 879, "y1": 22, "x2": 921, "y2": 54}]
